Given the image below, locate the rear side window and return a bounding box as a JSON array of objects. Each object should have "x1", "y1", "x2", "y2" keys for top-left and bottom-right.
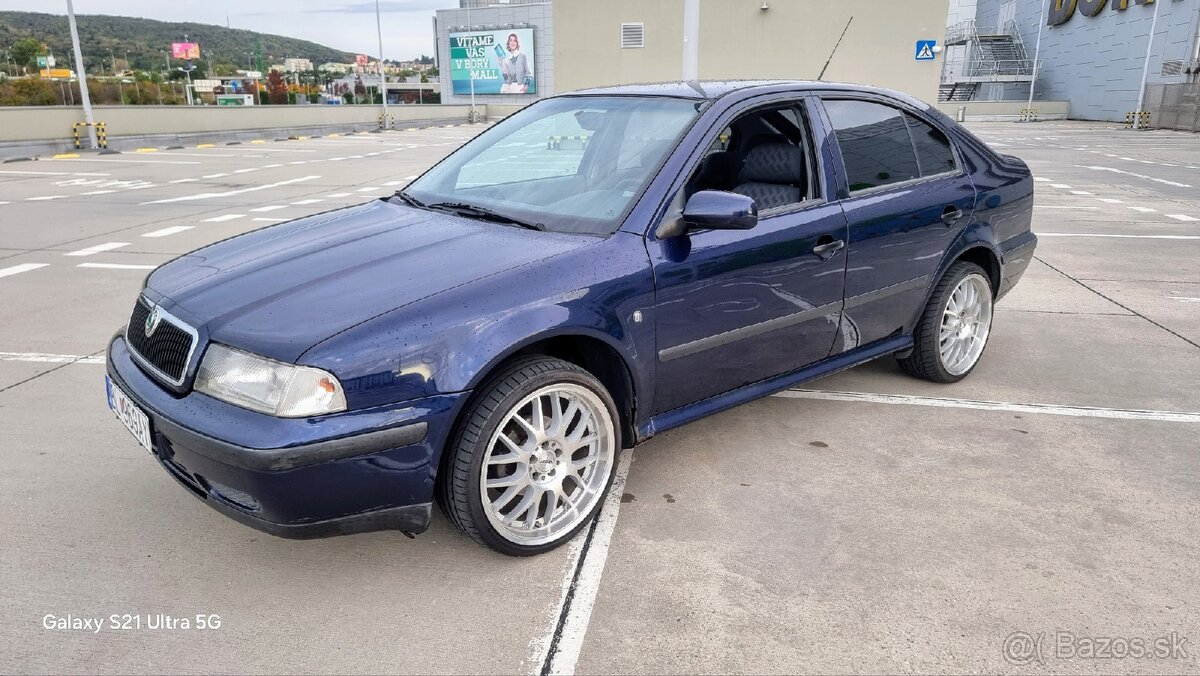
[
  {"x1": 905, "y1": 113, "x2": 957, "y2": 176},
  {"x1": 823, "y1": 100, "x2": 919, "y2": 192}
]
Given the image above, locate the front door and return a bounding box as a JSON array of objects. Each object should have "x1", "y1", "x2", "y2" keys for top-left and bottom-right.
[{"x1": 649, "y1": 98, "x2": 849, "y2": 415}]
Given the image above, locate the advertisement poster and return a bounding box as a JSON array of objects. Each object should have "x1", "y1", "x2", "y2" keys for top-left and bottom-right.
[
  {"x1": 449, "y1": 28, "x2": 536, "y2": 95},
  {"x1": 171, "y1": 42, "x2": 200, "y2": 59}
]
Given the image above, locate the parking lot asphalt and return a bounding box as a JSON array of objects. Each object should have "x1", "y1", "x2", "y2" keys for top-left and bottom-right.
[{"x1": 2, "y1": 120, "x2": 1198, "y2": 674}]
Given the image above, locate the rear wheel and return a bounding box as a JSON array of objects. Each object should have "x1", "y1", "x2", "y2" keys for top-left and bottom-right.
[
  {"x1": 898, "y1": 262, "x2": 994, "y2": 383},
  {"x1": 437, "y1": 357, "x2": 619, "y2": 556}
]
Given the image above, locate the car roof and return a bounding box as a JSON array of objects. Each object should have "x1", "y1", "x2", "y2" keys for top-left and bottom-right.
[{"x1": 565, "y1": 80, "x2": 931, "y2": 110}]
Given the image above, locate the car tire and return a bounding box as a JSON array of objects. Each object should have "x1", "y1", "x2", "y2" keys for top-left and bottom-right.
[
  {"x1": 898, "y1": 261, "x2": 994, "y2": 384},
  {"x1": 436, "y1": 356, "x2": 621, "y2": 556}
]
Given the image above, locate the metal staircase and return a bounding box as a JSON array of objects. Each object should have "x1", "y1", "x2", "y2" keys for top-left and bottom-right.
[{"x1": 940, "y1": 19, "x2": 1035, "y2": 101}]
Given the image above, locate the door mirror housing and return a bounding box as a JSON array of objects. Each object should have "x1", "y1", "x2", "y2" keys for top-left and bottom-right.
[{"x1": 658, "y1": 190, "x2": 759, "y2": 238}]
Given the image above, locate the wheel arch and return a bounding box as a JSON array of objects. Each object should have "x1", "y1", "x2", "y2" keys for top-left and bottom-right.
[{"x1": 954, "y1": 245, "x2": 1002, "y2": 297}]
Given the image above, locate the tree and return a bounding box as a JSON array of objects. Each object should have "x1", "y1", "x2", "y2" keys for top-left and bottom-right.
[
  {"x1": 11, "y1": 37, "x2": 44, "y2": 73},
  {"x1": 266, "y1": 69, "x2": 288, "y2": 104},
  {"x1": 353, "y1": 76, "x2": 365, "y2": 103}
]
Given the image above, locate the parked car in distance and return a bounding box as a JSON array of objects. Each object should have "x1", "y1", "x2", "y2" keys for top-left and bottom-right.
[{"x1": 105, "y1": 81, "x2": 1036, "y2": 555}]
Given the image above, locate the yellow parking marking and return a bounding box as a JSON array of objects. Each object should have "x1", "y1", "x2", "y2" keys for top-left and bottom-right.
[
  {"x1": 327, "y1": 133, "x2": 340, "y2": 138},
  {"x1": 135, "y1": 147, "x2": 158, "y2": 153},
  {"x1": 295, "y1": 136, "x2": 309, "y2": 140},
  {"x1": 195, "y1": 143, "x2": 215, "y2": 148},
  {"x1": 406, "y1": 127, "x2": 418, "y2": 131},
  {"x1": 249, "y1": 139, "x2": 266, "y2": 144},
  {"x1": 52, "y1": 153, "x2": 79, "y2": 159}
]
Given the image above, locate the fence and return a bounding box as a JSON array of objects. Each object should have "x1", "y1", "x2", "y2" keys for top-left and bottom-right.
[{"x1": 1143, "y1": 83, "x2": 1200, "y2": 133}]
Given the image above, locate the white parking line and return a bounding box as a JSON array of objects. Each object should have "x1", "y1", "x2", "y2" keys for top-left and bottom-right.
[
  {"x1": 143, "y1": 175, "x2": 320, "y2": 205},
  {"x1": 291, "y1": 199, "x2": 323, "y2": 205},
  {"x1": 1069, "y1": 190, "x2": 1094, "y2": 195},
  {"x1": 1075, "y1": 165, "x2": 1193, "y2": 188},
  {"x1": 1167, "y1": 214, "x2": 1199, "y2": 222},
  {"x1": 252, "y1": 217, "x2": 288, "y2": 222},
  {"x1": 0, "y1": 170, "x2": 110, "y2": 177},
  {"x1": 1032, "y1": 177, "x2": 1050, "y2": 182},
  {"x1": 263, "y1": 164, "x2": 284, "y2": 168},
  {"x1": 0, "y1": 351, "x2": 103, "y2": 365},
  {"x1": 1096, "y1": 198, "x2": 1124, "y2": 204},
  {"x1": 80, "y1": 189, "x2": 116, "y2": 195},
  {"x1": 1034, "y1": 206, "x2": 1099, "y2": 210},
  {"x1": 1128, "y1": 206, "x2": 1158, "y2": 213},
  {"x1": 327, "y1": 192, "x2": 353, "y2": 197},
  {"x1": 203, "y1": 214, "x2": 244, "y2": 222},
  {"x1": 356, "y1": 187, "x2": 382, "y2": 192},
  {"x1": 0, "y1": 263, "x2": 49, "y2": 279},
  {"x1": 142, "y1": 226, "x2": 194, "y2": 238},
  {"x1": 233, "y1": 168, "x2": 259, "y2": 174},
  {"x1": 534, "y1": 450, "x2": 635, "y2": 676},
  {"x1": 250, "y1": 205, "x2": 288, "y2": 212},
  {"x1": 77, "y1": 262, "x2": 157, "y2": 270},
  {"x1": 1038, "y1": 233, "x2": 1200, "y2": 240},
  {"x1": 26, "y1": 195, "x2": 67, "y2": 201},
  {"x1": 1049, "y1": 183, "x2": 1072, "y2": 189},
  {"x1": 203, "y1": 173, "x2": 229, "y2": 179},
  {"x1": 773, "y1": 389, "x2": 1200, "y2": 423},
  {"x1": 64, "y1": 242, "x2": 129, "y2": 257}
]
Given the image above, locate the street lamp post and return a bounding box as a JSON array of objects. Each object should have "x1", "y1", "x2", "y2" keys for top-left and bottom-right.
[
  {"x1": 1133, "y1": 0, "x2": 1163, "y2": 130},
  {"x1": 375, "y1": 0, "x2": 389, "y2": 127},
  {"x1": 66, "y1": 0, "x2": 98, "y2": 148}
]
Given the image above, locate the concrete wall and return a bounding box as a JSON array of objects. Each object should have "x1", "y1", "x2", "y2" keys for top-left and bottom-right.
[
  {"x1": 935, "y1": 99, "x2": 1070, "y2": 120},
  {"x1": 435, "y1": 2, "x2": 554, "y2": 106},
  {"x1": 0, "y1": 104, "x2": 480, "y2": 144},
  {"x1": 554, "y1": 0, "x2": 951, "y2": 103},
  {"x1": 976, "y1": 0, "x2": 1200, "y2": 121}
]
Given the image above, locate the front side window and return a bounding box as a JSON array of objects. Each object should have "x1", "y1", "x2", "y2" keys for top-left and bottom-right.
[
  {"x1": 823, "y1": 99, "x2": 920, "y2": 193},
  {"x1": 405, "y1": 96, "x2": 701, "y2": 236}
]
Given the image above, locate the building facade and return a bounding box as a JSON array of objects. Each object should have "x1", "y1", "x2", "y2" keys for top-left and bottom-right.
[
  {"x1": 942, "y1": 0, "x2": 1200, "y2": 122},
  {"x1": 435, "y1": 0, "x2": 950, "y2": 107}
]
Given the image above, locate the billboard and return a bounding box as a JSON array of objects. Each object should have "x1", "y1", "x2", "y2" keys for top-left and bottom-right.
[
  {"x1": 355, "y1": 54, "x2": 369, "y2": 66},
  {"x1": 171, "y1": 42, "x2": 200, "y2": 60},
  {"x1": 449, "y1": 28, "x2": 536, "y2": 95}
]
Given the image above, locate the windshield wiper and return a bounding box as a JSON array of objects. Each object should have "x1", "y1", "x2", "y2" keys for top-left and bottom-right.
[
  {"x1": 393, "y1": 190, "x2": 425, "y2": 209},
  {"x1": 425, "y1": 202, "x2": 545, "y2": 231}
]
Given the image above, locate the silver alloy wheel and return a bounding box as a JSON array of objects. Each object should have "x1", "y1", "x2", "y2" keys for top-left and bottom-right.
[
  {"x1": 939, "y1": 273, "x2": 993, "y2": 376},
  {"x1": 480, "y1": 383, "x2": 616, "y2": 546}
]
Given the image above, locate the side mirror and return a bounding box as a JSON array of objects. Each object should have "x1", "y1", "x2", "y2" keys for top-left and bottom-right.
[{"x1": 657, "y1": 190, "x2": 758, "y2": 238}]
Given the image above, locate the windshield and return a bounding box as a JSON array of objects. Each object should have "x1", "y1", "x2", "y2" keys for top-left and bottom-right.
[{"x1": 402, "y1": 95, "x2": 702, "y2": 236}]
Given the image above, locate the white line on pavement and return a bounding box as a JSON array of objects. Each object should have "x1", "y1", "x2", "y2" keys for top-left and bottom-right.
[
  {"x1": 1032, "y1": 177, "x2": 1050, "y2": 182},
  {"x1": 1040, "y1": 233, "x2": 1200, "y2": 240},
  {"x1": 252, "y1": 217, "x2": 288, "y2": 222},
  {"x1": 203, "y1": 214, "x2": 244, "y2": 222},
  {"x1": 1096, "y1": 198, "x2": 1124, "y2": 204},
  {"x1": 233, "y1": 168, "x2": 259, "y2": 174},
  {"x1": 250, "y1": 205, "x2": 288, "y2": 212},
  {"x1": 0, "y1": 263, "x2": 49, "y2": 279},
  {"x1": 26, "y1": 195, "x2": 66, "y2": 201},
  {"x1": 203, "y1": 173, "x2": 229, "y2": 178},
  {"x1": 77, "y1": 262, "x2": 157, "y2": 270},
  {"x1": 169, "y1": 178, "x2": 200, "y2": 183},
  {"x1": 50, "y1": 158, "x2": 201, "y2": 165},
  {"x1": 263, "y1": 164, "x2": 284, "y2": 168},
  {"x1": 1171, "y1": 297, "x2": 1200, "y2": 303},
  {"x1": 64, "y1": 242, "x2": 129, "y2": 257},
  {"x1": 1034, "y1": 206, "x2": 1099, "y2": 210},
  {"x1": 1069, "y1": 190, "x2": 1094, "y2": 195},
  {"x1": 142, "y1": 226, "x2": 194, "y2": 238},
  {"x1": 327, "y1": 192, "x2": 353, "y2": 197},
  {"x1": 773, "y1": 389, "x2": 1200, "y2": 423},
  {"x1": 143, "y1": 175, "x2": 320, "y2": 205},
  {"x1": 404, "y1": 175, "x2": 419, "y2": 180},
  {"x1": 536, "y1": 449, "x2": 636, "y2": 676},
  {"x1": 1167, "y1": 214, "x2": 1199, "y2": 222},
  {"x1": 356, "y1": 187, "x2": 382, "y2": 192},
  {"x1": 1128, "y1": 206, "x2": 1158, "y2": 213},
  {"x1": 1075, "y1": 165, "x2": 1193, "y2": 188},
  {"x1": 291, "y1": 199, "x2": 323, "y2": 205},
  {"x1": 1049, "y1": 183, "x2": 1072, "y2": 189},
  {"x1": 0, "y1": 170, "x2": 109, "y2": 176},
  {"x1": 383, "y1": 180, "x2": 405, "y2": 186},
  {"x1": 0, "y1": 351, "x2": 103, "y2": 365},
  {"x1": 81, "y1": 189, "x2": 116, "y2": 195}
]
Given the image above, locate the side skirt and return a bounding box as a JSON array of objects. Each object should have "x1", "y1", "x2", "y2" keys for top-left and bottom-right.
[{"x1": 639, "y1": 335, "x2": 912, "y2": 440}]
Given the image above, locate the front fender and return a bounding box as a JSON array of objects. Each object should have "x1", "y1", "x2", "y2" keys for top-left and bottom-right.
[{"x1": 299, "y1": 233, "x2": 657, "y2": 412}]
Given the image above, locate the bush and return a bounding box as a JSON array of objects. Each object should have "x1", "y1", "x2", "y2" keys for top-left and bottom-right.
[{"x1": 342, "y1": 91, "x2": 354, "y2": 104}]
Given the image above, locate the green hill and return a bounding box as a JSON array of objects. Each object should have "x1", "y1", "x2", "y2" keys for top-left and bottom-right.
[{"x1": 0, "y1": 10, "x2": 355, "y2": 74}]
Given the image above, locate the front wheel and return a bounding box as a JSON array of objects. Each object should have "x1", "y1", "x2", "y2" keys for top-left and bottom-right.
[
  {"x1": 437, "y1": 357, "x2": 619, "y2": 556},
  {"x1": 898, "y1": 262, "x2": 994, "y2": 383}
]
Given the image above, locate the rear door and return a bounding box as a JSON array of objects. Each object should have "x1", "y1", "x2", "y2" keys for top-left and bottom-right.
[{"x1": 819, "y1": 96, "x2": 976, "y2": 352}]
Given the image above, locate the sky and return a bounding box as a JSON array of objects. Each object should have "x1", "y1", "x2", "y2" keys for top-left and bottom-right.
[{"x1": 4, "y1": 0, "x2": 453, "y2": 59}]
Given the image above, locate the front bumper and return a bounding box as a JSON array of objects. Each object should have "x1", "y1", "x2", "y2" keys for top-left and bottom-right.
[{"x1": 106, "y1": 335, "x2": 466, "y2": 539}]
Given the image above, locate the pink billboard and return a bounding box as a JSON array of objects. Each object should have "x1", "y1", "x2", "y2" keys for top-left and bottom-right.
[{"x1": 171, "y1": 42, "x2": 200, "y2": 60}]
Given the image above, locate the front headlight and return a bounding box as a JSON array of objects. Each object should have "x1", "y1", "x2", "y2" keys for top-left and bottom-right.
[{"x1": 195, "y1": 343, "x2": 347, "y2": 417}]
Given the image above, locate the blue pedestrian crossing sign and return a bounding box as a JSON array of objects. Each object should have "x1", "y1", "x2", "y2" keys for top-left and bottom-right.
[{"x1": 915, "y1": 40, "x2": 937, "y2": 61}]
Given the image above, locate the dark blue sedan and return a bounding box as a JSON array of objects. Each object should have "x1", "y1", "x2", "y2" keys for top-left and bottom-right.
[{"x1": 105, "y1": 81, "x2": 1036, "y2": 555}]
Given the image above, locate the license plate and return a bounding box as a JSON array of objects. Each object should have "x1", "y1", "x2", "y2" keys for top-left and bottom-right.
[{"x1": 106, "y1": 376, "x2": 153, "y2": 453}]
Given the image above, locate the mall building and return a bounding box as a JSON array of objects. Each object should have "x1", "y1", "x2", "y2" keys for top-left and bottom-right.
[
  {"x1": 941, "y1": 0, "x2": 1200, "y2": 124},
  {"x1": 433, "y1": 0, "x2": 951, "y2": 105}
]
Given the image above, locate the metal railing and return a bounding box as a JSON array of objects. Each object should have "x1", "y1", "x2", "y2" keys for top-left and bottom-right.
[
  {"x1": 943, "y1": 59, "x2": 1035, "y2": 83},
  {"x1": 945, "y1": 19, "x2": 978, "y2": 46}
]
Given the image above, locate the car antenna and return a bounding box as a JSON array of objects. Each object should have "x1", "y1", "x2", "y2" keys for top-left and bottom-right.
[{"x1": 817, "y1": 16, "x2": 853, "y2": 81}]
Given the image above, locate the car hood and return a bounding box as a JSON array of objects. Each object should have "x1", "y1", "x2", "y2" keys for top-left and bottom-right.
[{"x1": 146, "y1": 199, "x2": 595, "y2": 363}]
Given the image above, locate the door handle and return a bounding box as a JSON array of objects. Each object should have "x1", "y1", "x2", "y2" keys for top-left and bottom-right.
[
  {"x1": 812, "y1": 237, "x2": 845, "y2": 261},
  {"x1": 942, "y1": 205, "x2": 964, "y2": 227}
]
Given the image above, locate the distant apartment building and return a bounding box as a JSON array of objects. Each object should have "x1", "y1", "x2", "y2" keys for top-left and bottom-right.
[{"x1": 283, "y1": 58, "x2": 315, "y2": 72}]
